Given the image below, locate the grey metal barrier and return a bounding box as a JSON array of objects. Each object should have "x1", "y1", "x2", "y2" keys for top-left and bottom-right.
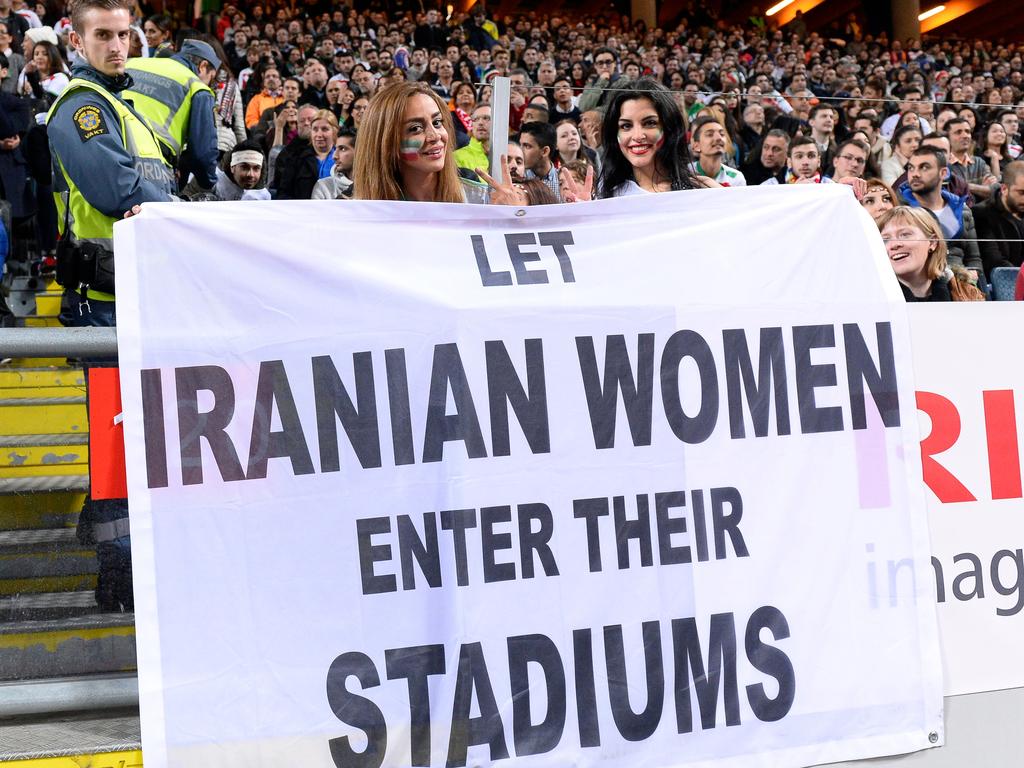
[{"x1": 0, "y1": 327, "x2": 118, "y2": 359}]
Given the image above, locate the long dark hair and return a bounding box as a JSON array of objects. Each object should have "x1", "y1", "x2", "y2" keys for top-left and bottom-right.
[{"x1": 597, "y1": 78, "x2": 697, "y2": 198}]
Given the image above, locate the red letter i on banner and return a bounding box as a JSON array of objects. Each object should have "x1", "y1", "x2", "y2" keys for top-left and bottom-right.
[{"x1": 984, "y1": 390, "x2": 1023, "y2": 500}]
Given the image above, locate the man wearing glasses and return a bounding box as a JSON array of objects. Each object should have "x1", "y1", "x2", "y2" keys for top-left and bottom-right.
[
  {"x1": 455, "y1": 104, "x2": 491, "y2": 172},
  {"x1": 578, "y1": 46, "x2": 619, "y2": 114},
  {"x1": 831, "y1": 139, "x2": 869, "y2": 180}
]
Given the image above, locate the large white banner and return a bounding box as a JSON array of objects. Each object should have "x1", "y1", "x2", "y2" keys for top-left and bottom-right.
[
  {"x1": 909, "y1": 304, "x2": 1024, "y2": 697},
  {"x1": 114, "y1": 187, "x2": 943, "y2": 768}
]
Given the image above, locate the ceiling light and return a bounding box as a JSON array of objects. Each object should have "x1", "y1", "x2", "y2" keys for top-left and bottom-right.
[
  {"x1": 766, "y1": 0, "x2": 796, "y2": 17},
  {"x1": 918, "y1": 5, "x2": 945, "y2": 21}
]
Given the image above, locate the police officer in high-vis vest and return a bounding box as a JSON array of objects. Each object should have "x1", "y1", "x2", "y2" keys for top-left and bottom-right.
[
  {"x1": 47, "y1": 0, "x2": 176, "y2": 612},
  {"x1": 48, "y1": 0, "x2": 176, "y2": 325},
  {"x1": 125, "y1": 38, "x2": 220, "y2": 191}
]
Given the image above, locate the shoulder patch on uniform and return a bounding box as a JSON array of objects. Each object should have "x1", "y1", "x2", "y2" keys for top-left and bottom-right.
[{"x1": 73, "y1": 105, "x2": 108, "y2": 142}]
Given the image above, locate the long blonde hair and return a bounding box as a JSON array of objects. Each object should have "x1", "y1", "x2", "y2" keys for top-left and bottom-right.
[{"x1": 354, "y1": 82, "x2": 463, "y2": 202}]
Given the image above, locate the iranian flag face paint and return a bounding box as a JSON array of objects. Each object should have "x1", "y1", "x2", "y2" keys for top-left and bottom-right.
[
  {"x1": 398, "y1": 93, "x2": 449, "y2": 175},
  {"x1": 400, "y1": 137, "x2": 424, "y2": 161}
]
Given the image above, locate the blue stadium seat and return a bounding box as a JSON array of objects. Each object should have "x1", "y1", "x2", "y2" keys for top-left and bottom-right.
[{"x1": 990, "y1": 267, "x2": 1020, "y2": 301}]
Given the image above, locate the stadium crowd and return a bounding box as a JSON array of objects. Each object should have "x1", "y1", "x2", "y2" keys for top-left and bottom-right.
[
  {"x1": 2, "y1": 0, "x2": 1024, "y2": 315},
  {"x1": 3, "y1": 0, "x2": 1022, "y2": 612}
]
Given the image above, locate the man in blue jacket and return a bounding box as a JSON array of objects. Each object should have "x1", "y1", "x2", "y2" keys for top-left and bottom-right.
[
  {"x1": 48, "y1": 0, "x2": 177, "y2": 612},
  {"x1": 898, "y1": 145, "x2": 984, "y2": 281}
]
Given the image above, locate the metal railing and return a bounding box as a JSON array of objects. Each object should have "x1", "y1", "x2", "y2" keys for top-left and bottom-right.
[{"x1": 0, "y1": 327, "x2": 118, "y2": 359}]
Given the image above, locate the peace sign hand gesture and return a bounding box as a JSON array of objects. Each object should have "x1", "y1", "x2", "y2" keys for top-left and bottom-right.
[
  {"x1": 559, "y1": 165, "x2": 594, "y2": 203},
  {"x1": 477, "y1": 155, "x2": 529, "y2": 206}
]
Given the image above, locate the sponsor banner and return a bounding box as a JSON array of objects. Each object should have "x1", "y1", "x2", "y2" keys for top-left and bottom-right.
[
  {"x1": 114, "y1": 188, "x2": 942, "y2": 768},
  {"x1": 910, "y1": 304, "x2": 1024, "y2": 697}
]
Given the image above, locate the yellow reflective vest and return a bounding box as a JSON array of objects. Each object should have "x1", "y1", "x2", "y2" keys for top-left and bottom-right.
[
  {"x1": 124, "y1": 56, "x2": 213, "y2": 159},
  {"x1": 47, "y1": 77, "x2": 171, "y2": 300}
]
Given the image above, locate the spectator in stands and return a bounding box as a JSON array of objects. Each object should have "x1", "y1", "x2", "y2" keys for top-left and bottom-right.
[
  {"x1": 517, "y1": 120, "x2": 560, "y2": 201},
  {"x1": 0, "y1": 21, "x2": 23, "y2": 93},
  {"x1": 245, "y1": 65, "x2": 281, "y2": 128},
  {"x1": 579, "y1": 109, "x2": 601, "y2": 150},
  {"x1": 506, "y1": 139, "x2": 525, "y2": 181},
  {"x1": 347, "y1": 93, "x2": 369, "y2": 132},
  {"x1": 762, "y1": 136, "x2": 830, "y2": 185},
  {"x1": 880, "y1": 85, "x2": 930, "y2": 139},
  {"x1": 0, "y1": 0, "x2": 29, "y2": 50},
  {"x1": 555, "y1": 119, "x2": 592, "y2": 169},
  {"x1": 353, "y1": 81, "x2": 486, "y2": 203},
  {"x1": 860, "y1": 178, "x2": 897, "y2": 222},
  {"x1": 350, "y1": 63, "x2": 376, "y2": 98},
  {"x1": 807, "y1": 104, "x2": 837, "y2": 174},
  {"x1": 301, "y1": 58, "x2": 329, "y2": 107},
  {"x1": 742, "y1": 129, "x2": 789, "y2": 185},
  {"x1": 523, "y1": 97, "x2": 549, "y2": 125},
  {"x1": 594, "y1": 79, "x2": 702, "y2": 198},
  {"x1": 978, "y1": 121, "x2": 1012, "y2": 183},
  {"x1": 551, "y1": 77, "x2": 581, "y2": 123},
  {"x1": 414, "y1": 9, "x2": 447, "y2": 53},
  {"x1": 881, "y1": 124, "x2": 922, "y2": 185},
  {"x1": 463, "y1": 5, "x2": 498, "y2": 52},
  {"x1": 273, "y1": 103, "x2": 318, "y2": 199},
  {"x1": 205, "y1": 139, "x2": 270, "y2": 201},
  {"x1": 878, "y1": 206, "x2": 985, "y2": 302},
  {"x1": 312, "y1": 129, "x2": 355, "y2": 199},
  {"x1": 999, "y1": 110, "x2": 1021, "y2": 158},
  {"x1": 19, "y1": 39, "x2": 67, "y2": 100},
  {"x1": 946, "y1": 116, "x2": 997, "y2": 200},
  {"x1": 143, "y1": 13, "x2": 172, "y2": 56},
  {"x1": 213, "y1": 65, "x2": 246, "y2": 157},
  {"x1": 739, "y1": 103, "x2": 766, "y2": 151},
  {"x1": 690, "y1": 116, "x2": 745, "y2": 186},
  {"x1": 577, "y1": 46, "x2": 618, "y2": 114},
  {"x1": 520, "y1": 177, "x2": 557, "y2": 206},
  {"x1": 899, "y1": 146, "x2": 984, "y2": 279},
  {"x1": 832, "y1": 138, "x2": 870, "y2": 181},
  {"x1": 310, "y1": 108, "x2": 339, "y2": 180},
  {"x1": 973, "y1": 160, "x2": 1024, "y2": 277},
  {"x1": 454, "y1": 103, "x2": 490, "y2": 173}
]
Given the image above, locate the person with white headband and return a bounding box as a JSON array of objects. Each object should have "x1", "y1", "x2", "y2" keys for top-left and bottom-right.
[{"x1": 189, "y1": 139, "x2": 270, "y2": 200}]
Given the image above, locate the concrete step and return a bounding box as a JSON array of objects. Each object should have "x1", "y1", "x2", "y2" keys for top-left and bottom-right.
[
  {"x1": 0, "y1": 708, "x2": 140, "y2": 763},
  {"x1": 0, "y1": 528, "x2": 96, "y2": 585},
  {"x1": 0, "y1": 526, "x2": 97, "y2": 600},
  {"x1": 0, "y1": 672, "x2": 137, "y2": 718},
  {"x1": 0, "y1": 492, "x2": 84, "y2": 529},
  {"x1": 0, "y1": 367, "x2": 84, "y2": 389},
  {"x1": 0, "y1": 528, "x2": 83, "y2": 554},
  {"x1": 0, "y1": 573, "x2": 96, "y2": 598},
  {"x1": 2, "y1": 359, "x2": 70, "y2": 367},
  {"x1": 0, "y1": 613, "x2": 136, "y2": 681},
  {"x1": 0, "y1": 476, "x2": 90, "y2": 496},
  {"x1": 0, "y1": 385, "x2": 86, "y2": 399},
  {"x1": 0, "y1": 591, "x2": 99, "y2": 622},
  {"x1": 0, "y1": 445, "x2": 89, "y2": 479},
  {"x1": 0, "y1": 399, "x2": 87, "y2": 436}
]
